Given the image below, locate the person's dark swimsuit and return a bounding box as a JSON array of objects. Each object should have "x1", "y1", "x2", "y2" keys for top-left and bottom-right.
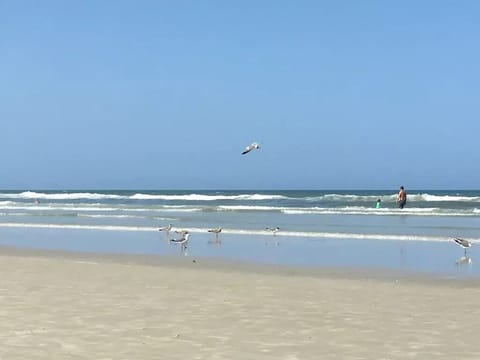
[{"x1": 398, "y1": 191, "x2": 407, "y2": 209}]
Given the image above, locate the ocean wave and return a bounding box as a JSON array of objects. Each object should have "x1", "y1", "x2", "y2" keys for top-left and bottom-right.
[
  {"x1": 306, "y1": 194, "x2": 396, "y2": 202},
  {"x1": 2, "y1": 191, "x2": 480, "y2": 204},
  {"x1": 0, "y1": 203, "x2": 477, "y2": 217},
  {"x1": 0, "y1": 222, "x2": 152, "y2": 232},
  {"x1": 77, "y1": 214, "x2": 147, "y2": 219},
  {"x1": 0, "y1": 205, "x2": 120, "y2": 212},
  {"x1": 412, "y1": 194, "x2": 480, "y2": 202},
  {"x1": 281, "y1": 206, "x2": 475, "y2": 217},
  {"x1": 130, "y1": 206, "x2": 203, "y2": 213},
  {"x1": 0, "y1": 191, "x2": 125, "y2": 200},
  {"x1": 305, "y1": 193, "x2": 480, "y2": 203},
  {"x1": 0, "y1": 191, "x2": 289, "y2": 202},
  {"x1": 0, "y1": 212, "x2": 31, "y2": 217},
  {"x1": 218, "y1": 205, "x2": 284, "y2": 211},
  {"x1": 219, "y1": 205, "x2": 478, "y2": 217},
  {"x1": 0, "y1": 203, "x2": 204, "y2": 213},
  {"x1": 130, "y1": 193, "x2": 288, "y2": 201}
]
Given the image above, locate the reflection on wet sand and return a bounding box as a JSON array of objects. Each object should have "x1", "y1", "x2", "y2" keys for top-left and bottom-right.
[
  {"x1": 455, "y1": 256, "x2": 472, "y2": 266},
  {"x1": 207, "y1": 238, "x2": 222, "y2": 247},
  {"x1": 264, "y1": 239, "x2": 280, "y2": 247}
]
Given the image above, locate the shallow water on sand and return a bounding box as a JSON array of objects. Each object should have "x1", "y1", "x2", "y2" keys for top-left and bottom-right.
[{"x1": 0, "y1": 227, "x2": 477, "y2": 278}]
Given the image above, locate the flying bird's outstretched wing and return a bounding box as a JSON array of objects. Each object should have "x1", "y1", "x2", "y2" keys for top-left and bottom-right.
[{"x1": 241, "y1": 142, "x2": 260, "y2": 155}]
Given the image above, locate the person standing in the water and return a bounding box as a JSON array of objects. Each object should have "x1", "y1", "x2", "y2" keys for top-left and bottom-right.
[{"x1": 397, "y1": 186, "x2": 407, "y2": 209}]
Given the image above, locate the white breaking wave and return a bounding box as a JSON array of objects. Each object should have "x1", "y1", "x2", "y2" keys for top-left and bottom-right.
[
  {"x1": 0, "y1": 223, "x2": 153, "y2": 232},
  {"x1": 219, "y1": 205, "x2": 477, "y2": 217},
  {"x1": 413, "y1": 193, "x2": 480, "y2": 202},
  {"x1": 0, "y1": 212, "x2": 31, "y2": 217},
  {"x1": 0, "y1": 191, "x2": 124, "y2": 200},
  {"x1": 130, "y1": 193, "x2": 288, "y2": 201},
  {"x1": 0, "y1": 205, "x2": 120, "y2": 212},
  {"x1": 305, "y1": 193, "x2": 480, "y2": 203},
  {"x1": 0, "y1": 203, "x2": 203, "y2": 213},
  {"x1": 0, "y1": 191, "x2": 289, "y2": 201},
  {"x1": 281, "y1": 207, "x2": 474, "y2": 217},
  {"x1": 1, "y1": 191, "x2": 479, "y2": 203},
  {"x1": 218, "y1": 205, "x2": 284, "y2": 211},
  {"x1": 77, "y1": 214, "x2": 146, "y2": 219},
  {"x1": 0, "y1": 202, "x2": 477, "y2": 217},
  {"x1": 306, "y1": 194, "x2": 397, "y2": 202}
]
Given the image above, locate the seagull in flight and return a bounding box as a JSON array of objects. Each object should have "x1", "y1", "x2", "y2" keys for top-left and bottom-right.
[
  {"x1": 453, "y1": 237, "x2": 473, "y2": 255},
  {"x1": 242, "y1": 142, "x2": 260, "y2": 155}
]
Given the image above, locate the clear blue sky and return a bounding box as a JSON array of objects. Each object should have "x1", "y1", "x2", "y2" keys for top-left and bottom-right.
[{"x1": 1, "y1": 1, "x2": 479, "y2": 190}]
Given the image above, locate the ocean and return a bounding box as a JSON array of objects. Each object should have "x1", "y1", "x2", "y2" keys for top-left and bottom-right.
[{"x1": 0, "y1": 189, "x2": 479, "y2": 276}]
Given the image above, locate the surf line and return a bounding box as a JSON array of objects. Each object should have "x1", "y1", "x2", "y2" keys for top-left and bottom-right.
[{"x1": 0, "y1": 223, "x2": 472, "y2": 243}]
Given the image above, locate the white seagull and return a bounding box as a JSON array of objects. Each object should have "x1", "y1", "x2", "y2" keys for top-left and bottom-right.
[
  {"x1": 208, "y1": 227, "x2": 222, "y2": 236},
  {"x1": 241, "y1": 142, "x2": 260, "y2": 155},
  {"x1": 158, "y1": 224, "x2": 172, "y2": 233},
  {"x1": 453, "y1": 237, "x2": 473, "y2": 255},
  {"x1": 170, "y1": 233, "x2": 190, "y2": 248},
  {"x1": 208, "y1": 227, "x2": 222, "y2": 245}
]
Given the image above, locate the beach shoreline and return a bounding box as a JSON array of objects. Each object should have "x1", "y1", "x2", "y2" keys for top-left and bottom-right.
[
  {"x1": 1, "y1": 246, "x2": 480, "y2": 359},
  {"x1": 1, "y1": 244, "x2": 479, "y2": 285},
  {"x1": 1, "y1": 226, "x2": 477, "y2": 278}
]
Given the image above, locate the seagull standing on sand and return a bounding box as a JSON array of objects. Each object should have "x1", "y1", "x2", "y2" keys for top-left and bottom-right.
[
  {"x1": 241, "y1": 142, "x2": 260, "y2": 155},
  {"x1": 453, "y1": 237, "x2": 473, "y2": 255}
]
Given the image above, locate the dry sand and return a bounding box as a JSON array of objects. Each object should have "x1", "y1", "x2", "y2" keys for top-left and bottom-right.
[{"x1": 1, "y1": 248, "x2": 480, "y2": 359}]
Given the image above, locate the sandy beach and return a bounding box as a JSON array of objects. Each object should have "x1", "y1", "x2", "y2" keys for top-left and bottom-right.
[{"x1": 1, "y1": 248, "x2": 480, "y2": 359}]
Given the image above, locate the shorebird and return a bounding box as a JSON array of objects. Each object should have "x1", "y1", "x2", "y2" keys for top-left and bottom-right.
[
  {"x1": 453, "y1": 237, "x2": 473, "y2": 255},
  {"x1": 208, "y1": 227, "x2": 222, "y2": 236},
  {"x1": 158, "y1": 224, "x2": 172, "y2": 233},
  {"x1": 175, "y1": 229, "x2": 189, "y2": 235},
  {"x1": 241, "y1": 142, "x2": 260, "y2": 155},
  {"x1": 208, "y1": 227, "x2": 222, "y2": 244},
  {"x1": 170, "y1": 233, "x2": 189, "y2": 249},
  {"x1": 265, "y1": 227, "x2": 280, "y2": 236}
]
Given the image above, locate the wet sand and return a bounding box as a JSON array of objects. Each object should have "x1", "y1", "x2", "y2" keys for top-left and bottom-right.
[{"x1": 1, "y1": 247, "x2": 480, "y2": 359}]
